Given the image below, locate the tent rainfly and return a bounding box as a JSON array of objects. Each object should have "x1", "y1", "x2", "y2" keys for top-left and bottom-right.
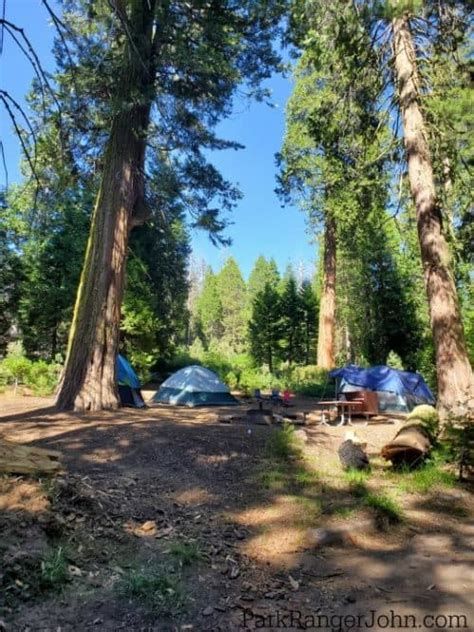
[
  {"x1": 329, "y1": 364, "x2": 435, "y2": 413},
  {"x1": 117, "y1": 354, "x2": 145, "y2": 408},
  {"x1": 152, "y1": 365, "x2": 238, "y2": 407}
]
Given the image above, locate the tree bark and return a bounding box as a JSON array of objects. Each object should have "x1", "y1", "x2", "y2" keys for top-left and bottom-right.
[
  {"x1": 392, "y1": 14, "x2": 473, "y2": 413},
  {"x1": 317, "y1": 213, "x2": 336, "y2": 369},
  {"x1": 55, "y1": 1, "x2": 156, "y2": 411}
]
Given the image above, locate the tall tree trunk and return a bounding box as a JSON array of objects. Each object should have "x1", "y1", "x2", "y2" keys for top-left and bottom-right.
[
  {"x1": 56, "y1": 1, "x2": 156, "y2": 411},
  {"x1": 317, "y1": 213, "x2": 336, "y2": 369},
  {"x1": 392, "y1": 14, "x2": 473, "y2": 413}
]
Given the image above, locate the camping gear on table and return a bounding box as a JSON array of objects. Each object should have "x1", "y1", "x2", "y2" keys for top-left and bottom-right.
[
  {"x1": 270, "y1": 389, "x2": 282, "y2": 404},
  {"x1": 330, "y1": 364, "x2": 435, "y2": 413},
  {"x1": 117, "y1": 354, "x2": 146, "y2": 408},
  {"x1": 152, "y1": 365, "x2": 238, "y2": 407}
]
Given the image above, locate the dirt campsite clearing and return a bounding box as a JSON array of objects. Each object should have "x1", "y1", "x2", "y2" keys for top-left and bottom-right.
[{"x1": 1, "y1": 393, "x2": 473, "y2": 631}]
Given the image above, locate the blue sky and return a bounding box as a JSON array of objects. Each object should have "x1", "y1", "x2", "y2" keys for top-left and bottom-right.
[{"x1": 1, "y1": 0, "x2": 317, "y2": 280}]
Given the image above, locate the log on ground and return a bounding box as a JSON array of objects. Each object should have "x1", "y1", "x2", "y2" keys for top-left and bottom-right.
[{"x1": 0, "y1": 438, "x2": 62, "y2": 475}]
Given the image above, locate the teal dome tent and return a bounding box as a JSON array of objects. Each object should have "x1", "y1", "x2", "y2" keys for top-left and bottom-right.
[{"x1": 152, "y1": 365, "x2": 238, "y2": 407}]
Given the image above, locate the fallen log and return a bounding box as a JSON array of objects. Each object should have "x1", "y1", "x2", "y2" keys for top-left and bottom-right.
[
  {"x1": 381, "y1": 405, "x2": 438, "y2": 467},
  {"x1": 0, "y1": 438, "x2": 62, "y2": 475}
]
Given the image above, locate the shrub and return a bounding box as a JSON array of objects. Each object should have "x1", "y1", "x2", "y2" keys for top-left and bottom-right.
[
  {"x1": 284, "y1": 365, "x2": 330, "y2": 397},
  {"x1": 1, "y1": 355, "x2": 32, "y2": 392},
  {"x1": 123, "y1": 348, "x2": 155, "y2": 384},
  {"x1": 0, "y1": 342, "x2": 61, "y2": 396},
  {"x1": 0, "y1": 362, "x2": 9, "y2": 392},
  {"x1": 28, "y1": 360, "x2": 61, "y2": 396},
  {"x1": 239, "y1": 366, "x2": 277, "y2": 393},
  {"x1": 266, "y1": 423, "x2": 303, "y2": 460},
  {"x1": 386, "y1": 351, "x2": 404, "y2": 370},
  {"x1": 442, "y1": 400, "x2": 474, "y2": 480},
  {"x1": 225, "y1": 371, "x2": 239, "y2": 390}
]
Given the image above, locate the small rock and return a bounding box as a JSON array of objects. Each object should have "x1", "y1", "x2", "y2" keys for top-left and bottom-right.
[
  {"x1": 240, "y1": 594, "x2": 255, "y2": 602},
  {"x1": 202, "y1": 606, "x2": 214, "y2": 616},
  {"x1": 68, "y1": 565, "x2": 83, "y2": 577}
]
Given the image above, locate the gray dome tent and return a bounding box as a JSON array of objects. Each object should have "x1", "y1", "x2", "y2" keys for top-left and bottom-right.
[{"x1": 152, "y1": 365, "x2": 238, "y2": 407}]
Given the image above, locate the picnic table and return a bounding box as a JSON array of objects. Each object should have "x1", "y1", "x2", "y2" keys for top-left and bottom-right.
[{"x1": 316, "y1": 399, "x2": 364, "y2": 426}]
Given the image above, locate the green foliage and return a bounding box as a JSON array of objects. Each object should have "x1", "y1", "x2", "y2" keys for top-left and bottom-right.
[
  {"x1": 393, "y1": 463, "x2": 456, "y2": 494},
  {"x1": 216, "y1": 258, "x2": 248, "y2": 354},
  {"x1": 344, "y1": 468, "x2": 371, "y2": 487},
  {"x1": 118, "y1": 565, "x2": 184, "y2": 614},
  {"x1": 1, "y1": 347, "x2": 32, "y2": 390},
  {"x1": 0, "y1": 342, "x2": 60, "y2": 395},
  {"x1": 265, "y1": 423, "x2": 304, "y2": 460},
  {"x1": 27, "y1": 360, "x2": 61, "y2": 396},
  {"x1": 442, "y1": 405, "x2": 474, "y2": 480},
  {"x1": 168, "y1": 541, "x2": 203, "y2": 567},
  {"x1": 246, "y1": 256, "x2": 280, "y2": 315},
  {"x1": 280, "y1": 274, "x2": 304, "y2": 364},
  {"x1": 0, "y1": 196, "x2": 23, "y2": 356},
  {"x1": 249, "y1": 282, "x2": 283, "y2": 372},
  {"x1": 363, "y1": 492, "x2": 403, "y2": 525},
  {"x1": 386, "y1": 351, "x2": 404, "y2": 370},
  {"x1": 299, "y1": 281, "x2": 318, "y2": 364},
  {"x1": 196, "y1": 268, "x2": 223, "y2": 345},
  {"x1": 40, "y1": 546, "x2": 68, "y2": 590},
  {"x1": 283, "y1": 365, "x2": 329, "y2": 396},
  {"x1": 344, "y1": 468, "x2": 403, "y2": 524}
]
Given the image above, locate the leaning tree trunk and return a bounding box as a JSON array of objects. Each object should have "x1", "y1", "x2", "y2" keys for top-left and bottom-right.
[
  {"x1": 392, "y1": 14, "x2": 473, "y2": 414},
  {"x1": 317, "y1": 212, "x2": 336, "y2": 369},
  {"x1": 56, "y1": 1, "x2": 156, "y2": 411}
]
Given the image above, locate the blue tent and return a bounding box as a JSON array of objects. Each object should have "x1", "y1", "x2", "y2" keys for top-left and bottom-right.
[
  {"x1": 329, "y1": 364, "x2": 435, "y2": 413},
  {"x1": 116, "y1": 355, "x2": 145, "y2": 407}
]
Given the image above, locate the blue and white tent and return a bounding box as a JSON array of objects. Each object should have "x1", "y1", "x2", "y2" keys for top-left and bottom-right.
[
  {"x1": 117, "y1": 354, "x2": 145, "y2": 408},
  {"x1": 152, "y1": 365, "x2": 238, "y2": 407},
  {"x1": 329, "y1": 364, "x2": 435, "y2": 413}
]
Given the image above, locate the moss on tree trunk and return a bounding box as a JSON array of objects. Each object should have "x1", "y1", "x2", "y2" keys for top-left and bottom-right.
[{"x1": 56, "y1": 0, "x2": 156, "y2": 411}]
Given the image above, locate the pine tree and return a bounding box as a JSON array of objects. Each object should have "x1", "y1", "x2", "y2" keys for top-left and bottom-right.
[
  {"x1": 249, "y1": 283, "x2": 282, "y2": 372},
  {"x1": 280, "y1": 0, "x2": 389, "y2": 370},
  {"x1": 299, "y1": 280, "x2": 318, "y2": 365},
  {"x1": 0, "y1": 195, "x2": 23, "y2": 356},
  {"x1": 196, "y1": 268, "x2": 224, "y2": 347},
  {"x1": 247, "y1": 256, "x2": 280, "y2": 307},
  {"x1": 280, "y1": 274, "x2": 304, "y2": 364},
  {"x1": 217, "y1": 257, "x2": 247, "y2": 354}
]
